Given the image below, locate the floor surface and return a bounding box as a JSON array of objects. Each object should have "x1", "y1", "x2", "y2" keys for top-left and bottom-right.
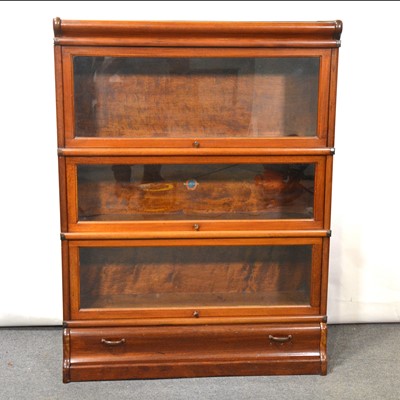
[{"x1": 0, "y1": 324, "x2": 399, "y2": 400}]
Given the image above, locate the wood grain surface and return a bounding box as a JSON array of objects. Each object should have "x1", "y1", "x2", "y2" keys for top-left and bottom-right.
[
  {"x1": 64, "y1": 323, "x2": 323, "y2": 381},
  {"x1": 73, "y1": 57, "x2": 319, "y2": 139}
]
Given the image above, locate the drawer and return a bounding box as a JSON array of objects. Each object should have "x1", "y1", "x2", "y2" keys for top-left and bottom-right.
[{"x1": 64, "y1": 323, "x2": 326, "y2": 381}]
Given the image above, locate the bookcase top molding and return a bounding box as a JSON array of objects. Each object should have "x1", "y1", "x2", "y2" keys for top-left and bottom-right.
[{"x1": 53, "y1": 18, "x2": 342, "y2": 48}]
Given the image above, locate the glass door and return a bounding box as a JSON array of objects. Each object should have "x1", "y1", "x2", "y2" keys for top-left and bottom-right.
[
  {"x1": 66, "y1": 156, "x2": 326, "y2": 232},
  {"x1": 62, "y1": 47, "x2": 332, "y2": 148},
  {"x1": 69, "y1": 238, "x2": 322, "y2": 319}
]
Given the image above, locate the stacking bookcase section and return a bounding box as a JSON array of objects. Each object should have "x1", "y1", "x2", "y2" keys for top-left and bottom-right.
[
  {"x1": 54, "y1": 18, "x2": 341, "y2": 382},
  {"x1": 62, "y1": 50, "x2": 332, "y2": 149},
  {"x1": 64, "y1": 156, "x2": 327, "y2": 233},
  {"x1": 68, "y1": 238, "x2": 323, "y2": 320}
]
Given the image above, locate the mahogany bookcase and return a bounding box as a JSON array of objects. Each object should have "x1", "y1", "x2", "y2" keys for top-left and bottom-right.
[{"x1": 54, "y1": 18, "x2": 342, "y2": 382}]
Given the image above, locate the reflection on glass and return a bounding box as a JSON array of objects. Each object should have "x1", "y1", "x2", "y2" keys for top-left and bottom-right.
[
  {"x1": 73, "y1": 57, "x2": 319, "y2": 138},
  {"x1": 79, "y1": 245, "x2": 312, "y2": 309},
  {"x1": 77, "y1": 163, "x2": 315, "y2": 221}
]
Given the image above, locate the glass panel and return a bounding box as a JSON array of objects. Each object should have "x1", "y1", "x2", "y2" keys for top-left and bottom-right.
[
  {"x1": 79, "y1": 245, "x2": 312, "y2": 309},
  {"x1": 77, "y1": 163, "x2": 315, "y2": 221},
  {"x1": 73, "y1": 57, "x2": 319, "y2": 138}
]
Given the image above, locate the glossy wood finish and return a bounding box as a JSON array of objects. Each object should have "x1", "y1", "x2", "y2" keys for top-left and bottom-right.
[
  {"x1": 54, "y1": 45, "x2": 65, "y2": 148},
  {"x1": 328, "y1": 48, "x2": 340, "y2": 148},
  {"x1": 61, "y1": 241, "x2": 71, "y2": 320},
  {"x1": 64, "y1": 323, "x2": 324, "y2": 382},
  {"x1": 59, "y1": 147, "x2": 334, "y2": 156},
  {"x1": 54, "y1": 18, "x2": 342, "y2": 48},
  {"x1": 54, "y1": 19, "x2": 340, "y2": 382},
  {"x1": 63, "y1": 230, "x2": 330, "y2": 240},
  {"x1": 65, "y1": 314, "x2": 327, "y2": 328}
]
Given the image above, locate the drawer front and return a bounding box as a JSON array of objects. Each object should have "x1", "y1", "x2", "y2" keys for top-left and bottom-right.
[
  {"x1": 68, "y1": 238, "x2": 322, "y2": 320},
  {"x1": 65, "y1": 323, "x2": 325, "y2": 381},
  {"x1": 66, "y1": 156, "x2": 326, "y2": 231}
]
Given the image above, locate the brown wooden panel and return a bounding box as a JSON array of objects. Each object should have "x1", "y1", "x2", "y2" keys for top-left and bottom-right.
[
  {"x1": 328, "y1": 48, "x2": 340, "y2": 148},
  {"x1": 320, "y1": 238, "x2": 331, "y2": 316},
  {"x1": 63, "y1": 230, "x2": 330, "y2": 240},
  {"x1": 61, "y1": 241, "x2": 71, "y2": 320},
  {"x1": 64, "y1": 315, "x2": 327, "y2": 328},
  {"x1": 54, "y1": 19, "x2": 342, "y2": 48},
  {"x1": 64, "y1": 323, "x2": 323, "y2": 381},
  {"x1": 68, "y1": 360, "x2": 322, "y2": 382},
  {"x1": 324, "y1": 155, "x2": 334, "y2": 230},
  {"x1": 54, "y1": 45, "x2": 65, "y2": 148},
  {"x1": 59, "y1": 147, "x2": 334, "y2": 156},
  {"x1": 317, "y1": 52, "x2": 332, "y2": 142},
  {"x1": 75, "y1": 306, "x2": 320, "y2": 321},
  {"x1": 58, "y1": 156, "x2": 68, "y2": 232}
]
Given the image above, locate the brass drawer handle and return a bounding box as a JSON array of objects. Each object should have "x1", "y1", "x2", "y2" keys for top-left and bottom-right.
[
  {"x1": 193, "y1": 140, "x2": 200, "y2": 148},
  {"x1": 193, "y1": 223, "x2": 200, "y2": 231},
  {"x1": 101, "y1": 338, "x2": 126, "y2": 346},
  {"x1": 269, "y1": 334, "x2": 292, "y2": 343}
]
